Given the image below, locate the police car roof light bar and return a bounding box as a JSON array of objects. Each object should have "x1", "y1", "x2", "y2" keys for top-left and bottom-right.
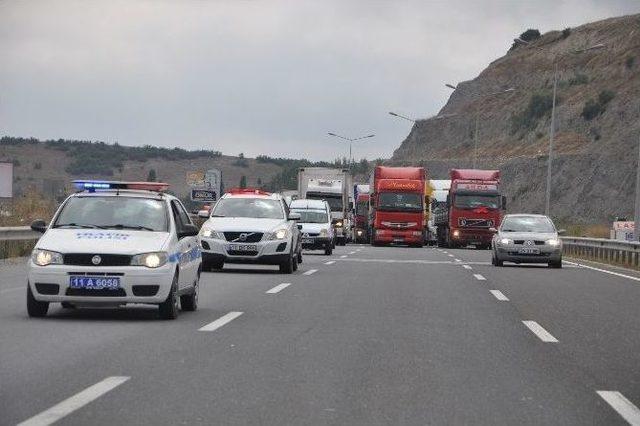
[
  {"x1": 73, "y1": 180, "x2": 170, "y2": 192},
  {"x1": 226, "y1": 188, "x2": 271, "y2": 196}
]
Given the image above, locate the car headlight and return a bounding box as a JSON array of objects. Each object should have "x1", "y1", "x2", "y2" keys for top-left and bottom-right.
[
  {"x1": 334, "y1": 221, "x2": 343, "y2": 228},
  {"x1": 200, "y1": 227, "x2": 224, "y2": 239},
  {"x1": 452, "y1": 230, "x2": 461, "y2": 238},
  {"x1": 546, "y1": 239, "x2": 561, "y2": 247},
  {"x1": 32, "y1": 249, "x2": 63, "y2": 266},
  {"x1": 268, "y1": 228, "x2": 289, "y2": 240},
  {"x1": 131, "y1": 252, "x2": 169, "y2": 268},
  {"x1": 500, "y1": 238, "x2": 513, "y2": 245},
  {"x1": 320, "y1": 228, "x2": 328, "y2": 236},
  {"x1": 356, "y1": 229, "x2": 363, "y2": 236}
]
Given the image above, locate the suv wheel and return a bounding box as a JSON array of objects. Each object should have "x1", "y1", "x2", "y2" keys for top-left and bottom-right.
[
  {"x1": 280, "y1": 251, "x2": 294, "y2": 274},
  {"x1": 159, "y1": 274, "x2": 179, "y2": 320},
  {"x1": 27, "y1": 285, "x2": 49, "y2": 317}
]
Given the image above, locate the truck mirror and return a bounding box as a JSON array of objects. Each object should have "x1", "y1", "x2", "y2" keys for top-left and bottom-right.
[{"x1": 502, "y1": 195, "x2": 507, "y2": 210}]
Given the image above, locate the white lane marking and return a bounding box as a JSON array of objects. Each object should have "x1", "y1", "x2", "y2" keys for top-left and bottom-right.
[
  {"x1": 266, "y1": 283, "x2": 291, "y2": 294},
  {"x1": 473, "y1": 274, "x2": 486, "y2": 281},
  {"x1": 489, "y1": 290, "x2": 509, "y2": 301},
  {"x1": 522, "y1": 320, "x2": 558, "y2": 342},
  {"x1": 199, "y1": 312, "x2": 244, "y2": 332},
  {"x1": 324, "y1": 261, "x2": 335, "y2": 265},
  {"x1": 303, "y1": 269, "x2": 318, "y2": 276},
  {"x1": 442, "y1": 251, "x2": 448, "y2": 254},
  {"x1": 17, "y1": 376, "x2": 130, "y2": 426},
  {"x1": 565, "y1": 260, "x2": 640, "y2": 283},
  {"x1": 340, "y1": 255, "x2": 348, "y2": 258},
  {"x1": 597, "y1": 391, "x2": 640, "y2": 425},
  {"x1": 454, "y1": 258, "x2": 462, "y2": 262},
  {"x1": 349, "y1": 251, "x2": 356, "y2": 254},
  {"x1": 0, "y1": 286, "x2": 23, "y2": 294},
  {"x1": 448, "y1": 254, "x2": 454, "y2": 257},
  {"x1": 462, "y1": 265, "x2": 473, "y2": 270}
]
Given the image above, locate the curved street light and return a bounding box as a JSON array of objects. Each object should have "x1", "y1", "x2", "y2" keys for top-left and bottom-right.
[{"x1": 327, "y1": 132, "x2": 375, "y2": 170}]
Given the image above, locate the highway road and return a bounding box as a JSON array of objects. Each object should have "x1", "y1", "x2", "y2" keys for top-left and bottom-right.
[{"x1": 2, "y1": 245, "x2": 640, "y2": 425}]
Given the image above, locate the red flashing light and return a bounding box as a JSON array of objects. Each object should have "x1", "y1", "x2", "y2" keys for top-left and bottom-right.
[{"x1": 226, "y1": 187, "x2": 271, "y2": 196}]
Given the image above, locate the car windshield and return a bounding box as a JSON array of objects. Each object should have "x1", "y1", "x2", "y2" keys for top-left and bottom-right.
[
  {"x1": 212, "y1": 198, "x2": 284, "y2": 219},
  {"x1": 501, "y1": 216, "x2": 556, "y2": 233},
  {"x1": 54, "y1": 196, "x2": 168, "y2": 231},
  {"x1": 356, "y1": 201, "x2": 368, "y2": 216},
  {"x1": 378, "y1": 192, "x2": 422, "y2": 211},
  {"x1": 291, "y1": 209, "x2": 328, "y2": 223},
  {"x1": 307, "y1": 193, "x2": 342, "y2": 212},
  {"x1": 454, "y1": 194, "x2": 500, "y2": 209}
]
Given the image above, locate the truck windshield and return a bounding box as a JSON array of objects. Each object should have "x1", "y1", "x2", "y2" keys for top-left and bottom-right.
[
  {"x1": 501, "y1": 216, "x2": 556, "y2": 233},
  {"x1": 307, "y1": 193, "x2": 342, "y2": 212},
  {"x1": 356, "y1": 201, "x2": 368, "y2": 216},
  {"x1": 378, "y1": 192, "x2": 422, "y2": 211},
  {"x1": 291, "y1": 209, "x2": 328, "y2": 224},
  {"x1": 454, "y1": 194, "x2": 500, "y2": 209},
  {"x1": 54, "y1": 196, "x2": 168, "y2": 232}
]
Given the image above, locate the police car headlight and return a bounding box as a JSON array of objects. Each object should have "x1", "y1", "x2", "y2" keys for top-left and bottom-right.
[
  {"x1": 546, "y1": 238, "x2": 561, "y2": 247},
  {"x1": 131, "y1": 252, "x2": 168, "y2": 268},
  {"x1": 200, "y1": 227, "x2": 224, "y2": 239},
  {"x1": 32, "y1": 249, "x2": 63, "y2": 266},
  {"x1": 268, "y1": 228, "x2": 288, "y2": 240}
]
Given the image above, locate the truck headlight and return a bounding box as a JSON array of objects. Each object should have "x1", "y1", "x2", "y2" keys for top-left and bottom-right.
[
  {"x1": 200, "y1": 227, "x2": 224, "y2": 239},
  {"x1": 131, "y1": 252, "x2": 169, "y2": 268},
  {"x1": 546, "y1": 239, "x2": 561, "y2": 247},
  {"x1": 452, "y1": 230, "x2": 461, "y2": 238},
  {"x1": 268, "y1": 228, "x2": 289, "y2": 240},
  {"x1": 334, "y1": 221, "x2": 343, "y2": 228},
  {"x1": 356, "y1": 229, "x2": 363, "y2": 236},
  {"x1": 499, "y1": 238, "x2": 513, "y2": 245},
  {"x1": 32, "y1": 249, "x2": 63, "y2": 266}
]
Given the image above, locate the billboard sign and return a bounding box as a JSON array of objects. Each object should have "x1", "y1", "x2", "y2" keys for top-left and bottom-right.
[
  {"x1": 188, "y1": 168, "x2": 221, "y2": 202},
  {"x1": 0, "y1": 162, "x2": 13, "y2": 198},
  {"x1": 191, "y1": 189, "x2": 217, "y2": 202}
]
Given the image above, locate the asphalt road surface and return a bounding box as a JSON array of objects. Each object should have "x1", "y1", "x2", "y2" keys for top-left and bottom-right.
[{"x1": 2, "y1": 245, "x2": 640, "y2": 425}]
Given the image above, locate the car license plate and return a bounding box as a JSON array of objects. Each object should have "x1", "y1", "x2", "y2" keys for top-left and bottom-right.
[
  {"x1": 69, "y1": 276, "x2": 120, "y2": 290},
  {"x1": 227, "y1": 244, "x2": 257, "y2": 252},
  {"x1": 518, "y1": 248, "x2": 540, "y2": 255},
  {"x1": 302, "y1": 238, "x2": 314, "y2": 244}
]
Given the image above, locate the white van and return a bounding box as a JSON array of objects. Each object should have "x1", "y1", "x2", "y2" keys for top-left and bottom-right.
[{"x1": 289, "y1": 199, "x2": 334, "y2": 255}]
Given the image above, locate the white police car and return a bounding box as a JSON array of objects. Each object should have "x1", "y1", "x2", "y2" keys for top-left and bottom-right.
[
  {"x1": 199, "y1": 188, "x2": 302, "y2": 273},
  {"x1": 27, "y1": 181, "x2": 201, "y2": 320}
]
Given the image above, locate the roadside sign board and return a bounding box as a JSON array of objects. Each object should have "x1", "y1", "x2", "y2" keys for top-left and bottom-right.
[
  {"x1": 186, "y1": 171, "x2": 205, "y2": 187},
  {"x1": 188, "y1": 168, "x2": 221, "y2": 202},
  {"x1": 191, "y1": 189, "x2": 217, "y2": 202},
  {"x1": 0, "y1": 162, "x2": 13, "y2": 198}
]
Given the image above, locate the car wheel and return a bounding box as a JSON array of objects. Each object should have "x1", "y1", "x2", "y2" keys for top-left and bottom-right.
[
  {"x1": 159, "y1": 274, "x2": 179, "y2": 320},
  {"x1": 549, "y1": 260, "x2": 562, "y2": 269},
  {"x1": 325, "y1": 245, "x2": 333, "y2": 255},
  {"x1": 297, "y1": 250, "x2": 303, "y2": 264},
  {"x1": 180, "y1": 269, "x2": 199, "y2": 312},
  {"x1": 27, "y1": 285, "x2": 49, "y2": 317},
  {"x1": 492, "y1": 253, "x2": 503, "y2": 267},
  {"x1": 280, "y1": 251, "x2": 294, "y2": 274}
]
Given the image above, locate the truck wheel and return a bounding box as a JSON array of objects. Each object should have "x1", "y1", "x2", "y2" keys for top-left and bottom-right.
[
  {"x1": 27, "y1": 285, "x2": 49, "y2": 317},
  {"x1": 159, "y1": 274, "x2": 179, "y2": 320}
]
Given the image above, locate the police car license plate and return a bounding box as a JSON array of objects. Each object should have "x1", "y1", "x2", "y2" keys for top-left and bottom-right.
[
  {"x1": 518, "y1": 248, "x2": 540, "y2": 255},
  {"x1": 69, "y1": 276, "x2": 120, "y2": 290},
  {"x1": 227, "y1": 244, "x2": 257, "y2": 252},
  {"x1": 302, "y1": 238, "x2": 314, "y2": 244}
]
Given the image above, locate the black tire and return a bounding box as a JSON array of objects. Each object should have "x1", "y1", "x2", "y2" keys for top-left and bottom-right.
[
  {"x1": 324, "y1": 246, "x2": 333, "y2": 255},
  {"x1": 292, "y1": 252, "x2": 299, "y2": 271},
  {"x1": 549, "y1": 260, "x2": 562, "y2": 269},
  {"x1": 280, "y1": 251, "x2": 294, "y2": 274},
  {"x1": 27, "y1": 285, "x2": 49, "y2": 317},
  {"x1": 297, "y1": 250, "x2": 303, "y2": 264},
  {"x1": 159, "y1": 274, "x2": 179, "y2": 320},
  {"x1": 492, "y1": 253, "x2": 504, "y2": 267},
  {"x1": 180, "y1": 270, "x2": 199, "y2": 312}
]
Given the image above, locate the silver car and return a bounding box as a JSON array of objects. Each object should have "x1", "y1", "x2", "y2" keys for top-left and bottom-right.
[{"x1": 491, "y1": 214, "x2": 564, "y2": 268}]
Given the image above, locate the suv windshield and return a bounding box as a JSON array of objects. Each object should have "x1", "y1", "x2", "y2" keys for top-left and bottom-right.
[
  {"x1": 213, "y1": 198, "x2": 284, "y2": 219},
  {"x1": 54, "y1": 196, "x2": 168, "y2": 231},
  {"x1": 501, "y1": 216, "x2": 556, "y2": 233},
  {"x1": 454, "y1": 194, "x2": 500, "y2": 209},
  {"x1": 378, "y1": 192, "x2": 422, "y2": 211},
  {"x1": 291, "y1": 209, "x2": 328, "y2": 223}
]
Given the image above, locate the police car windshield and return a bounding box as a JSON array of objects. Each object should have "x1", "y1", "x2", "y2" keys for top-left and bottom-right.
[
  {"x1": 54, "y1": 196, "x2": 168, "y2": 232},
  {"x1": 213, "y1": 198, "x2": 284, "y2": 219},
  {"x1": 291, "y1": 209, "x2": 328, "y2": 223}
]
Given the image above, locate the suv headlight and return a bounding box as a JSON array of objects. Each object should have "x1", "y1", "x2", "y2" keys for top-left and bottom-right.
[
  {"x1": 200, "y1": 227, "x2": 224, "y2": 239},
  {"x1": 268, "y1": 228, "x2": 289, "y2": 240},
  {"x1": 131, "y1": 252, "x2": 169, "y2": 268},
  {"x1": 499, "y1": 238, "x2": 513, "y2": 245},
  {"x1": 32, "y1": 249, "x2": 63, "y2": 266},
  {"x1": 546, "y1": 238, "x2": 561, "y2": 247}
]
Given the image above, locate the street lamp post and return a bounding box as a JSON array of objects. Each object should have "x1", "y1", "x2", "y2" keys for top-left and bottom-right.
[
  {"x1": 635, "y1": 132, "x2": 640, "y2": 241},
  {"x1": 327, "y1": 132, "x2": 375, "y2": 171},
  {"x1": 388, "y1": 111, "x2": 458, "y2": 123}
]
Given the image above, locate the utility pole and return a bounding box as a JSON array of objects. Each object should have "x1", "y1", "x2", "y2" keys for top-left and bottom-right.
[
  {"x1": 634, "y1": 131, "x2": 640, "y2": 240},
  {"x1": 545, "y1": 62, "x2": 558, "y2": 217}
]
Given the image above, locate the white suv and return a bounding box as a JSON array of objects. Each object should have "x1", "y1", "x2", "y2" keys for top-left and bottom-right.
[
  {"x1": 27, "y1": 181, "x2": 201, "y2": 320},
  {"x1": 199, "y1": 189, "x2": 302, "y2": 273}
]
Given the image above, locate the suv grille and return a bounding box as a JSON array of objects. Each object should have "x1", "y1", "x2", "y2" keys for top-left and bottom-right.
[
  {"x1": 63, "y1": 254, "x2": 132, "y2": 266},
  {"x1": 223, "y1": 232, "x2": 263, "y2": 243}
]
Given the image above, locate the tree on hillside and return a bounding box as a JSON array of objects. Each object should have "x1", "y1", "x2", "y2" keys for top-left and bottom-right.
[
  {"x1": 239, "y1": 175, "x2": 247, "y2": 189},
  {"x1": 147, "y1": 169, "x2": 157, "y2": 182}
]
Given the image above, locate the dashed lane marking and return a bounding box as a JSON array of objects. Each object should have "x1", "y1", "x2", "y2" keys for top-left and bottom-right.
[
  {"x1": 266, "y1": 283, "x2": 291, "y2": 294},
  {"x1": 303, "y1": 269, "x2": 318, "y2": 276},
  {"x1": 473, "y1": 274, "x2": 486, "y2": 281},
  {"x1": 199, "y1": 312, "x2": 244, "y2": 332},
  {"x1": 340, "y1": 255, "x2": 348, "y2": 258},
  {"x1": 324, "y1": 261, "x2": 335, "y2": 265},
  {"x1": 349, "y1": 251, "x2": 356, "y2": 254},
  {"x1": 597, "y1": 391, "x2": 640, "y2": 425},
  {"x1": 522, "y1": 320, "x2": 558, "y2": 343},
  {"x1": 489, "y1": 290, "x2": 509, "y2": 301},
  {"x1": 17, "y1": 376, "x2": 130, "y2": 426},
  {"x1": 447, "y1": 254, "x2": 454, "y2": 257},
  {"x1": 462, "y1": 265, "x2": 473, "y2": 270},
  {"x1": 454, "y1": 258, "x2": 462, "y2": 262}
]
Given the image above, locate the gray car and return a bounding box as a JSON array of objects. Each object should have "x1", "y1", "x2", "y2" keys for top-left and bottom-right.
[{"x1": 491, "y1": 214, "x2": 564, "y2": 268}]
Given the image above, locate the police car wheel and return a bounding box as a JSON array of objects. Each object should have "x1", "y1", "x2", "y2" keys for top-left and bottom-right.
[
  {"x1": 292, "y1": 253, "x2": 299, "y2": 271},
  {"x1": 297, "y1": 250, "x2": 303, "y2": 264},
  {"x1": 27, "y1": 285, "x2": 49, "y2": 317},
  {"x1": 159, "y1": 275, "x2": 179, "y2": 320},
  {"x1": 180, "y1": 272, "x2": 199, "y2": 312}
]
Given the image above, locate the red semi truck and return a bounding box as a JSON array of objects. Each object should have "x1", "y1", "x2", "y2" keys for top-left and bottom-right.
[
  {"x1": 369, "y1": 166, "x2": 426, "y2": 247},
  {"x1": 434, "y1": 169, "x2": 506, "y2": 249}
]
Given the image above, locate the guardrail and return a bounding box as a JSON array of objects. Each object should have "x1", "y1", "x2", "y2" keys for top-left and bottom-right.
[
  {"x1": 561, "y1": 236, "x2": 640, "y2": 269},
  {"x1": 0, "y1": 226, "x2": 40, "y2": 260}
]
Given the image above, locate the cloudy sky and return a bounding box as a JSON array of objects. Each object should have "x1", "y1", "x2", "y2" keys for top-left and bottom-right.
[{"x1": 1, "y1": 0, "x2": 638, "y2": 161}]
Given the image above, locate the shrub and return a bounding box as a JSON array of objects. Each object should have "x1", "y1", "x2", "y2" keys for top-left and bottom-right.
[
  {"x1": 568, "y1": 72, "x2": 589, "y2": 86},
  {"x1": 239, "y1": 175, "x2": 247, "y2": 189},
  {"x1": 626, "y1": 56, "x2": 635, "y2": 69},
  {"x1": 510, "y1": 92, "x2": 554, "y2": 133},
  {"x1": 34, "y1": 162, "x2": 42, "y2": 170},
  {"x1": 598, "y1": 89, "x2": 615, "y2": 105},
  {"x1": 581, "y1": 90, "x2": 615, "y2": 121},
  {"x1": 561, "y1": 28, "x2": 571, "y2": 39},
  {"x1": 147, "y1": 169, "x2": 157, "y2": 182},
  {"x1": 519, "y1": 29, "x2": 541, "y2": 42}
]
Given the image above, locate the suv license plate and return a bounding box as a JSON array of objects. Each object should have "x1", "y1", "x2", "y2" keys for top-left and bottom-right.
[
  {"x1": 228, "y1": 244, "x2": 257, "y2": 252},
  {"x1": 69, "y1": 276, "x2": 120, "y2": 290},
  {"x1": 518, "y1": 248, "x2": 540, "y2": 254}
]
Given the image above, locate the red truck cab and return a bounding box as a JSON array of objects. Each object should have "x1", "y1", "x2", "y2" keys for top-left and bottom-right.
[
  {"x1": 435, "y1": 169, "x2": 505, "y2": 249},
  {"x1": 370, "y1": 166, "x2": 426, "y2": 247}
]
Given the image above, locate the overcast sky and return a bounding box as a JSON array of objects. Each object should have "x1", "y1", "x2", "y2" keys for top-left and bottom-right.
[{"x1": 1, "y1": 0, "x2": 638, "y2": 161}]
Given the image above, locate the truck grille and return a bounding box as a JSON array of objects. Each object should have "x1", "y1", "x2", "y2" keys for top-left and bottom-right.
[
  {"x1": 223, "y1": 232, "x2": 264, "y2": 243},
  {"x1": 458, "y1": 218, "x2": 494, "y2": 228}
]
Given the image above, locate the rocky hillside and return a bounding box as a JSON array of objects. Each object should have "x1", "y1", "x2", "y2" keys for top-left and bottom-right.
[{"x1": 391, "y1": 14, "x2": 640, "y2": 223}]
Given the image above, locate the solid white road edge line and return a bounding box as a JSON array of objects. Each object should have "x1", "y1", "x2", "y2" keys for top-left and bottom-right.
[
  {"x1": 199, "y1": 312, "x2": 244, "y2": 332},
  {"x1": 522, "y1": 320, "x2": 558, "y2": 343},
  {"x1": 17, "y1": 376, "x2": 130, "y2": 426},
  {"x1": 340, "y1": 255, "x2": 348, "y2": 258},
  {"x1": 489, "y1": 290, "x2": 509, "y2": 301},
  {"x1": 597, "y1": 391, "x2": 640, "y2": 425},
  {"x1": 349, "y1": 251, "x2": 356, "y2": 254},
  {"x1": 303, "y1": 269, "x2": 318, "y2": 276},
  {"x1": 448, "y1": 254, "x2": 454, "y2": 257},
  {"x1": 462, "y1": 265, "x2": 473, "y2": 270},
  {"x1": 565, "y1": 260, "x2": 640, "y2": 283},
  {"x1": 473, "y1": 274, "x2": 486, "y2": 281},
  {"x1": 266, "y1": 283, "x2": 291, "y2": 294},
  {"x1": 324, "y1": 261, "x2": 335, "y2": 265}
]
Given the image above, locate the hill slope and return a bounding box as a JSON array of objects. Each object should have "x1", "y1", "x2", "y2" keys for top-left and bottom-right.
[{"x1": 391, "y1": 14, "x2": 640, "y2": 223}]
